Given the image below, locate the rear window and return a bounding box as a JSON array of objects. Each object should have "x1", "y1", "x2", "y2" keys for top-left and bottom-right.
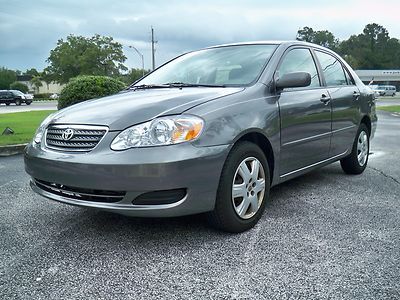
[{"x1": 315, "y1": 51, "x2": 347, "y2": 86}]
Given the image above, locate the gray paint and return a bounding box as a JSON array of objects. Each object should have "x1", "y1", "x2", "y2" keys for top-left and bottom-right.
[{"x1": 24, "y1": 41, "x2": 377, "y2": 217}]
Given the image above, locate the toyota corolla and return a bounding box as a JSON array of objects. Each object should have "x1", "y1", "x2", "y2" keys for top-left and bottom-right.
[{"x1": 24, "y1": 41, "x2": 377, "y2": 232}]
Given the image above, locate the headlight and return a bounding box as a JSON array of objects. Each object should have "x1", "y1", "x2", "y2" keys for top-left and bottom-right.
[
  {"x1": 111, "y1": 115, "x2": 204, "y2": 150},
  {"x1": 33, "y1": 113, "x2": 56, "y2": 144}
]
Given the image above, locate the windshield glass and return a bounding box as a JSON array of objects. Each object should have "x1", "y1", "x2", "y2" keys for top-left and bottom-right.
[
  {"x1": 136, "y1": 44, "x2": 277, "y2": 87},
  {"x1": 11, "y1": 90, "x2": 24, "y2": 96}
]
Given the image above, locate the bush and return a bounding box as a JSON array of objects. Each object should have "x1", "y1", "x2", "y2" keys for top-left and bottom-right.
[
  {"x1": 10, "y1": 81, "x2": 29, "y2": 93},
  {"x1": 58, "y1": 75, "x2": 126, "y2": 109},
  {"x1": 34, "y1": 93, "x2": 52, "y2": 99}
]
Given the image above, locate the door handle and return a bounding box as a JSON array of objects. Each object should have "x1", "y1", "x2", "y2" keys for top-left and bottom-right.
[
  {"x1": 320, "y1": 94, "x2": 331, "y2": 105},
  {"x1": 353, "y1": 91, "x2": 360, "y2": 100}
]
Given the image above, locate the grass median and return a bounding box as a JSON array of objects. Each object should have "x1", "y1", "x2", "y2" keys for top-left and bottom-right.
[
  {"x1": 0, "y1": 110, "x2": 56, "y2": 146},
  {"x1": 377, "y1": 105, "x2": 400, "y2": 113}
]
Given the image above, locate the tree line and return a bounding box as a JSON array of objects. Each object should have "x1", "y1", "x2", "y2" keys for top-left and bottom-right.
[
  {"x1": 296, "y1": 23, "x2": 400, "y2": 69},
  {"x1": 1, "y1": 23, "x2": 399, "y2": 92}
]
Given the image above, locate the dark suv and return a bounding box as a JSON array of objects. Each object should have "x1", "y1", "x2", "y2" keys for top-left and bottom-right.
[{"x1": 0, "y1": 90, "x2": 32, "y2": 106}]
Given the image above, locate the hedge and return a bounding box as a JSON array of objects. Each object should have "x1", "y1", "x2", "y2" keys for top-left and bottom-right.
[{"x1": 58, "y1": 75, "x2": 126, "y2": 109}]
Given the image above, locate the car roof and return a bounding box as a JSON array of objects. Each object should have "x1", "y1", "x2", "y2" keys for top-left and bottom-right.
[{"x1": 205, "y1": 40, "x2": 328, "y2": 50}]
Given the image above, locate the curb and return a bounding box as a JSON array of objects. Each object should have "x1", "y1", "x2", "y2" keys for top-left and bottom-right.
[{"x1": 0, "y1": 143, "x2": 28, "y2": 157}]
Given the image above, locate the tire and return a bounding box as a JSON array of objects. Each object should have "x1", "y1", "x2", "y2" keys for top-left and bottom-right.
[
  {"x1": 5, "y1": 102, "x2": 10, "y2": 106},
  {"x1": 207, "y1": 141, "x2": 270, "y2": 233},
  {"x1": 340, "y1": 123, "x2": 370, "y2": 175},
  {"x1": 15, "y1": 99, "x2": 21, "y2": 106},
  {"x1": 26, "y1": 101, "x2": 32, "y2": 105}
]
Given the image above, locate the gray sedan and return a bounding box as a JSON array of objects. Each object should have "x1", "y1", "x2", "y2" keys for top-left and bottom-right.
[{"x1": 25, "y1": 41, "x2": 377, "y2": 232}]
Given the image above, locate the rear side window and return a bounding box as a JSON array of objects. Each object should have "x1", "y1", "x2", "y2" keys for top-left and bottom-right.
[
  {"x1": 277, "y1": 48, "x2": 320, "y2": 88},
  {"x1": 315, "y1": 51, "x2": 347, "y2": 86}
]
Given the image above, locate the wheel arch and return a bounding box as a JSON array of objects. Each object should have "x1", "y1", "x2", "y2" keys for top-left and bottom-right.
[{"x1": 233, "y1": 130, "x2": 275, "y2": 184}]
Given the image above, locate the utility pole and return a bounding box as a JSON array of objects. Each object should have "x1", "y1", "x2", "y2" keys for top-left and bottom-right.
[{"x1": 151, "y1": 26, "x2": 156, "y2": 70}]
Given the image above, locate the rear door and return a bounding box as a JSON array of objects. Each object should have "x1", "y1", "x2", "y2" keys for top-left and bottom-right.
[
  {"x1": 314, "y1": 50, "x2": 359, "y2": 156},
  {"x1": 276, "y1": 47, "x2": 332, "y2": 176}
]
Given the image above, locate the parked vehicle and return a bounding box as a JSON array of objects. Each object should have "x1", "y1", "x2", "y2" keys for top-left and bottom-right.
[
  {"x1": 0, "y1": 90, "x2": 32, "y2": 105},
  {"x1": 25, "y1": 41, "x2": 377, "y2": 232},
  {"x1": 49, "y1": 93, "x2": 59, "y2": 100},
  {"x1": 374, "y1": 85, "x2": 397, "y2": 96},
  {"x1": 24, "y1": 93, "x2": 34, "y2": 100},
  {"x1": 368, "y1": 85, "x2": 381, "y2": 98}
]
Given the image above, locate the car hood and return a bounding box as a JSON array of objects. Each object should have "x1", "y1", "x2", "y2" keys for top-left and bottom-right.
[{"x1": 50, "y1": 87, "x2": 243, "y2": 130}]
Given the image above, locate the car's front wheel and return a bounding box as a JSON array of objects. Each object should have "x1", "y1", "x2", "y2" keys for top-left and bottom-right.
[
  {"x1": 207, "y1": 142, "x2": 270, "y2": 233},
  {"x1": 340, "y1": 123, "x2": 370, "y2": 174}
]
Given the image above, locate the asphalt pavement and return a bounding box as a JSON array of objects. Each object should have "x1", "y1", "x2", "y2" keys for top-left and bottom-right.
[
  {"x1": 0, "y1": 101, "x2": 57, "y2": 114},
  {"x1": 0, "y1": 111, "x2": 399, "y2": 299}
]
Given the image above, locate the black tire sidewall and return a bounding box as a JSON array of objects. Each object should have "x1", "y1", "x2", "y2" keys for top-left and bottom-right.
[
  {"x1": 341, "y1": 123, "x2": 370, "y2": 174},
  {"x1": 214, "y1": 142, "x2": 270, "y2": 232}
]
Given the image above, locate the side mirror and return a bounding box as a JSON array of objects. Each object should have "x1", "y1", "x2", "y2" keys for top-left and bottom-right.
[{"x1": 275, "y1": 72, "x2": 311, "y2": 90}]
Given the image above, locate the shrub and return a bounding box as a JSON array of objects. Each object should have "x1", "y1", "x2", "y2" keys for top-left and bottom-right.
[
  {"x1": 34, "y1": 93, "x2": 52, "y2": 99},
  {"x1": 58, "y1": 75, "x2": 126, "y2": 109},
  {"x1": 10, "y1": 81, "x2": 29, "y2": 93}
]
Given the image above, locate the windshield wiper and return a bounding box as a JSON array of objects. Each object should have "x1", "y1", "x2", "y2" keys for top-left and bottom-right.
[
  {"x1": 163, "y1": 82, "x2": 226, "y2": 88},
  {"x1": 128, "y1": 84, "x2": 170, "y2": 90}
]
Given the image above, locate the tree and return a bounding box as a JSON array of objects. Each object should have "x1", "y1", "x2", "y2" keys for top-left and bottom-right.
[
  {"x1": 25, "y1": 68, "x2": 40, "y2": 77},
  {"x1": 338, "y1": 23, "x2": 400, "y2": 69},
  {"x1": 10, "y1": 81, "x2": 29, "y2": 93},
  {"x1": 0, "y1": 67, "x2": 17, "y2": 89},
  {"x1": 297, "y1": 27, "x2": 339, "y2": 50},
  {"x1": 118, "y1": 68, "x2": 150, "y2": 85},
  {"x1": 30, "y1": 75, "x2": 43, "y2": 93},
  {"x1": 45, "y1": 34, "x2": 128, "y2": 83}
]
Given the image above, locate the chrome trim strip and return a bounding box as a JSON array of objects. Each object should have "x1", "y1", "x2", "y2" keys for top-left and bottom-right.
[
  {"x1": 331, "y1": 125, "x2": 356, "y2": 134},
  {"x1": 44, "y1": 124, "x2": 109, "y2": 153},
  {"x1": 282, "y1": 125, "x2": 356, "y2": 147},
  {"x1": 280, "y1": 150, "x2": 348, "y2": 178},
  {"x1": 282, "y1": 131, "x2": 331, "y2": 147}
]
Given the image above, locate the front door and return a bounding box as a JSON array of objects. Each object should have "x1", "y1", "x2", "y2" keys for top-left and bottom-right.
[{"x1": 276, "y1": 48, "x2": 332, "y2": 175}]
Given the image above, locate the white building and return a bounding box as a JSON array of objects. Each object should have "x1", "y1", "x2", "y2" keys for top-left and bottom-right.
[
  {"x1": 17, "y1": 75, "x2": 65, "y2": 94},
  {"x1": 355, "y1": 70, "x2": 400, "y2": 91}
]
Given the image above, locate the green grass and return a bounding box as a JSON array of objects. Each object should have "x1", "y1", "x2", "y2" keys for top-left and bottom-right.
[
  {"x1": 377, "y1": 105, "x2": 400, "y2": 113},
  {"x1": 0, "y1": 110, "x2": 55, "y2": 146}
]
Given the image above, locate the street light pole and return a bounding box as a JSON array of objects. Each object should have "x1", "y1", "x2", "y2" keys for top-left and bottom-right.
[{"x1": 128, "y1": 45, "x2": 145, "y2": 77}]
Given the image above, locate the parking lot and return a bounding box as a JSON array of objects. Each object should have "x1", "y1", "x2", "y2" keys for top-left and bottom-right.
[{"x1": 0, "y1": 110, "x2": 399, "y2": 299}]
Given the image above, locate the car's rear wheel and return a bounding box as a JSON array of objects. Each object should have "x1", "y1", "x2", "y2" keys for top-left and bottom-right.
[
  {"x1": 207, "y1": 142, "x2": 270, "y2": 233},
  {"x1": 15, "y1": 99, "x2": 21, "y2": 106},
  {"x1": 340, "y1": 123, "x2": 369, "y2": 175}
]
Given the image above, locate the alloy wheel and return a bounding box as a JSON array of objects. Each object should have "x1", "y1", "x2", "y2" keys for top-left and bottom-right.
[
  {"x1": 357, "y1": 131, "x2": 368, "y2": 166},
  {"x1": 232, "y1": 157, "x2": 266, "y2": 219}
]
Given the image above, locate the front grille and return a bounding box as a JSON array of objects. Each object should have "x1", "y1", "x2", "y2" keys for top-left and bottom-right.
[
  {"x1": 45, "y1": 124, "x2": 107, "y2": 152},
  {"x1": 34, "y1": 179, "x2": 126, "y2": 203}
]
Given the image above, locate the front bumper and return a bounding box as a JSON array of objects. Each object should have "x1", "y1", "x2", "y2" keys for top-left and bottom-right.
[{"x1": 25, "y1": 137, "x2": 230, "y2": 217}]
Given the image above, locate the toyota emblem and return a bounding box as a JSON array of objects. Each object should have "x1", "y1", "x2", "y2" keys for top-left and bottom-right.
[{"x1": 62, "y1": 128, "x2": 74, "y2": 141}]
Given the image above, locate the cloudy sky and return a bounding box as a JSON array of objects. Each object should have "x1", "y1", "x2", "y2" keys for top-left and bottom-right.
[{"x1": 1, "y1": 0, "x2": 399, "y2": 71}]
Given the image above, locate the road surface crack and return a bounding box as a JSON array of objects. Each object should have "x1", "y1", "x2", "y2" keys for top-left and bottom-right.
[{"x1": 368, "y1": 166, "x2": 400, "y2": 185}]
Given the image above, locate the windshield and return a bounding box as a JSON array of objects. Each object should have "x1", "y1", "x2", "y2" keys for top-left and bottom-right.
[
  {"x1": 136, "y1": 44, "x2": 277, "y2": 87},
  {"x1": 11, "y1": 90, "x2": 24, "y2": 96}
]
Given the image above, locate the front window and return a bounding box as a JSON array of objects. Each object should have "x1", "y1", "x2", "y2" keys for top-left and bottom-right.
[{"x1": 136, "y1": 44, "x2": 277, "y2": 87}]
